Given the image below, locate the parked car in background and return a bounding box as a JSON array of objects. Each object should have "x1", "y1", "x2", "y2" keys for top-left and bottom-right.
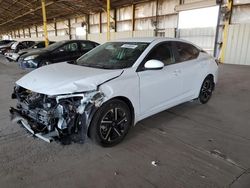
[
  {"x1": 18, "y1": 40, "x2": 99, "y2": 69},
  {"x1": 5, "y1": 41, "x2": 36, "y2": 61},
  {"x1": 0, "y1": 40, "x2": 15, "y2": 48},
  {"x1": 11, "y1": 38, "x2": 218, "y2": 146},
  {"x1": 12, "y1": 41, "x2": 55, "y2": 62},
  {"x1": 0, "y1": 41, "x2": 15, "y2": 55}
]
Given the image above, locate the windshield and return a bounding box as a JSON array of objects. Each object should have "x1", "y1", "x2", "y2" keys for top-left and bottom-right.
[
  {"x1": 45, "y1": 41, "x2": 66, "y2": 51},
  {"x1": 77, "y1": 42, "x2": 149, "y2": 69}
]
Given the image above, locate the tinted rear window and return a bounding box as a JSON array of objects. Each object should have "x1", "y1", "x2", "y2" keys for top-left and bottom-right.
[{"x1": 174, "y1": 42, "x2": 200, "y2": 62}]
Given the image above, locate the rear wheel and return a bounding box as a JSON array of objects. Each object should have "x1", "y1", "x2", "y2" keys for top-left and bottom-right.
[
  {"x1": 90, "y1": 99, "x2": 132, "y2": 147},
  {"x1": 198, "y1": 76, "x2": 214, "y2": 104}
]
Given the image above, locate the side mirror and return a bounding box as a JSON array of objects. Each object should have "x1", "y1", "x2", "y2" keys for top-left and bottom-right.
[{"x1": 144, "y1": 60, "x2": 164, "y2": 70}]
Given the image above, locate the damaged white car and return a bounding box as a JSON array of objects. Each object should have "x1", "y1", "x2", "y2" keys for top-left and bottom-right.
[{"x1": 10, "y1": 38, "x2": 218, "y2": 146}]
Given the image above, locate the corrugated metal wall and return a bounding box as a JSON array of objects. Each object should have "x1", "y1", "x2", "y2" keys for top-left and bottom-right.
[
  {"x1": 88, "y1": 29, "x2": 176, "y2": 44},
  {"x1": 224, "y1": 24, "x2": 250, "y2": 65},
  {"x1": 9, "y1": 0, "x2": 179, "y2": 43}
]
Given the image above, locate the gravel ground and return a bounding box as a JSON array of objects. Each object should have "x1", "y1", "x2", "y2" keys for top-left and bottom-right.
[{"x1": 0, "y1": 55, "x2": 250, "y2": 188}]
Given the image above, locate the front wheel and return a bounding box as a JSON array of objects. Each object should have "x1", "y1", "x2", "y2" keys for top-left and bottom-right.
[
  {"x1": 198, "y1": 76, "x2": 214, "y2": 104},
  {"x1": 90, "y1": 99, "x2": 132, "y2": 147}
]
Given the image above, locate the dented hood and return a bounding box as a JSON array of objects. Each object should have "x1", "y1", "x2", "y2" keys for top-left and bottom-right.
[{"x1": 16, "y1": 62, "x2": 123, "y2": 95}]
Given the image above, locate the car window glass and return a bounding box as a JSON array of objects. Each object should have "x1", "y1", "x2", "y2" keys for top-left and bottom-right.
[
  {"x1": 20, "y1": 42, "x2": 26, "y2": 47},
  {"x1": 145, "y1": 43, "x2": 175, "y2": 66},
  {"x1": 57, "y1": 42, "x2": 78, "y2": 52},
  {"x1": 29, "y1": 41, "x2": 35, "y2": 47},
  {"x1": 26, "y1": 42, "x2": 31, "y2": 47},
  {"x1": 18, "y1": 42, "x2": 25, "y2": 49},
  {"x1": 35, "y1": 42, "x2": 45, "y2": 48},
  {"x1": 77, "y1": 42, "x2": 149, "y2": 69},
  {"x1": 80, "y1": 42, "x2": 94, "y2": 51},
  {"x1": 174, "y1": 42, "x2": 199, "y2": 62},
  {"x1": 24, "y1": 41, "x2": 31, "y2": 47}
]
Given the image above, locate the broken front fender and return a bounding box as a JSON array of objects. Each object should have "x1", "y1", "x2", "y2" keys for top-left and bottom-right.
[{"x1": 10, "y1": 88, "x2": 105, "y2": 144}]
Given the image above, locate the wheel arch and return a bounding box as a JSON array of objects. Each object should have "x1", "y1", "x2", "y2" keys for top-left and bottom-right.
[
  {"x1": 112, "y1": 96, "x2": 135, "y2": 125},
  {"x1": 87, "y1": 96, "x2": 135, "y2": 137},
  {"x1": 195, "y1": 73, "x2": 215, "y2": 99}
]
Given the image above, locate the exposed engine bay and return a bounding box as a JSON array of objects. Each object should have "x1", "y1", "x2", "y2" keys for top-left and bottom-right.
[{"x1": 10, "y1": 85, "x2": 105, "y2": 144}]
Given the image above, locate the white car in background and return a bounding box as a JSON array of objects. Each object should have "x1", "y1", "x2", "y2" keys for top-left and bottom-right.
[{"x1": 10, "y1": 37, "x2": 218, "y2": 146}]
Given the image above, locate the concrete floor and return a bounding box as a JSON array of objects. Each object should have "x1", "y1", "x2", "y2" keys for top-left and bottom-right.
[{"x1": 0, "y1": 55, "x2": 250, "y2": 188}]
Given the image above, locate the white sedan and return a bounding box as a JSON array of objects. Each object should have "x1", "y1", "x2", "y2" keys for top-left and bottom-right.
[{"x1": 10, "y1": 37, "x2": 218, "y2": 146}]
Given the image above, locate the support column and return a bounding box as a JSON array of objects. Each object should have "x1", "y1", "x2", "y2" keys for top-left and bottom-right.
[
  {"x1": 28, "y1": 27, "x2": 31, "y2": 38},
  {"x1": 54, "y1": 21, "x2": 57, "y2": 36},
  {"x1": 87, "y1": 14, "x2": 90, "y2": 40},
  {"x1": 155, "y1": 0, "x2": 159, "y2": 37},
  {"x1": 68, "y1": 19, "x2": 72, "y2": 39},
  {"x1": 114, "y1": 8, "x2": 117, "y2": 32},
  {"x1": 132, "y1": 4, "x2": 135, "y2": 37},
  {"x1": 23, "y1": 28, "x2": 25, "y2": 38},
  {"x1": 107, "y1": 0, "x2": 110, "y2": 41},
  {"x1": 99, "y1": 12, "x2": 102, "y2": 33},
  {"x1": 41, "y1": 0, "x2": 49, "y2": 46},
  {"x1": 35, "y1": 25, "x2": 38, "y2": 38},
  {"x1": 219, "y1": 0, "x2": 233, "y2": 63}
]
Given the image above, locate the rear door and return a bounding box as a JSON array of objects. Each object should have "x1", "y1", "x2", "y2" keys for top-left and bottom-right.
[{"x1": 172, "y1": 41, "x2": 201, "y2": 98}]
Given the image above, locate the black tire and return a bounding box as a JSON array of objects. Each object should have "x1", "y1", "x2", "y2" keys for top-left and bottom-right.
[
  {"x1": 90, "y1": 99, "x2": 132, "y2": 147},
  {"x1": 198, "y1": 76, "x2": 214, "y2": 104}
]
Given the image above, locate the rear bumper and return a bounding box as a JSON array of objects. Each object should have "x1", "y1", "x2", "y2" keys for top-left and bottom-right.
[{"x1": 9, "y1": 107, "x2": 57, "y2": 143}]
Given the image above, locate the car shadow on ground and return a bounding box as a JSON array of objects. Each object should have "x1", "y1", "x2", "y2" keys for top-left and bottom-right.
[{"x1": 124, "y1": 100, "x2": 203, "y2": 143}]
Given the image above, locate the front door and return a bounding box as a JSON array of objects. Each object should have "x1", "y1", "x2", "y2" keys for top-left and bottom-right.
[{"x1": 138, "y1": 42, "x2": 183, "y2": 118}]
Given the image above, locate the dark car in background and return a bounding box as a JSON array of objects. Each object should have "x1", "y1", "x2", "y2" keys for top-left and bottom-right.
[
  {"x1": 5, "y1": 41, "x2": 36, "y2": 61},
  {"x1": 19, "y1": 40, "x2": 99, "y2": 69},
  {"x1": 15, "y1": 41, "x2": 55, "y2": 61},
  {"x1": 0, "y1": 40, "x2": 15, "y2": 47}
]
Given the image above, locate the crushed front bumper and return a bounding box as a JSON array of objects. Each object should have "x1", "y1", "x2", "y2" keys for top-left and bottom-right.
[{"x1": 10, "y1": 107, "x2": 58, "y2": 143}]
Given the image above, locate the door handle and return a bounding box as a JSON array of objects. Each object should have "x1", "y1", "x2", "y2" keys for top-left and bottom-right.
[{"x1": 174, "y1": 69, "x2": 181, "y2": 75}]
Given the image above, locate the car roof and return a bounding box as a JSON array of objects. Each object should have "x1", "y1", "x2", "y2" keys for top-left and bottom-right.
[
  {"x1": 60, "y1": 40, "x2": 96, "y2": 43},
  {"x1": 114, "y1": 37, "x2": 201, "y2": 49},
  {"x1": 115, "y1": 37, "x2": 192, "y2": 43},
  {"x1": 115, "y1": 37, "x2": 161, "y2": 43}
]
